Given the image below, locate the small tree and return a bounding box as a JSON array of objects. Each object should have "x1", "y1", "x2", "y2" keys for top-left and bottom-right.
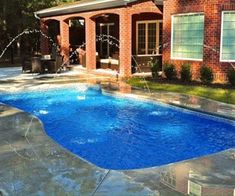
[
  {"x1": 163, "y1": 63, "x2": 177, "y2": 80},
  {"x1": 200, "y1": 65, "x2": 214, "y2": 84},
  {"x1": 151, "y1": 58, "x2": 161, "y2": 79},
  {"x1": 227, "y1": 68, "x2": 235, "y2": 86},
  {"x1": 180, "y1": 63, "x2": 192, "y2": 82}
]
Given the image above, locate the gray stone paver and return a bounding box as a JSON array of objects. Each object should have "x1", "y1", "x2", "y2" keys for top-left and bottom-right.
[
  {"x1": 0, "y1": 105, "x2": 108, "y2": 196},
  {"x1": 93, "y1": 171, "x2": 156, "y2": 196}
]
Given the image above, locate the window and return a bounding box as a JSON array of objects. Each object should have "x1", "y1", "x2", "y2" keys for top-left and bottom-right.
[
  {"x1": 160, "y1": 170, "x2": 176, "y2": 188},
  {"x1": 188, "y1": 181, "x2": 202, "y2": 196},
  {"x1": 136, "y1": 20, "x2": 162, "y2": 55},
  {"x1": 221, "y1": 11, "x2": 235, "y2": 62},
  {"x1": 171, "y1": 13, "x2": 205, "y2": 61}
]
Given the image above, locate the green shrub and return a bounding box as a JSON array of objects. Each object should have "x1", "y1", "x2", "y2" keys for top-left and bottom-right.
[
  {"x1": 227, "y1": 68, "x2": 235, "y2": 86},
  {"x1": 163, "y1": 63, "x2": 177, "y2": 80},
  {"x1": 200, "y1": 65, "x2": 214, "y2": 84},
  {"x1": 180, "y1": 63, "x2": 192, "y2": 82},
  {"x1": 151, "y1": 59, "x2": 161, "y2": 79}
]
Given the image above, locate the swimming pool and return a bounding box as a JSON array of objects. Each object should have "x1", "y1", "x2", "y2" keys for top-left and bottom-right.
[{"x1": 1, "y1": 85, "x2": 235, "y2": 170}]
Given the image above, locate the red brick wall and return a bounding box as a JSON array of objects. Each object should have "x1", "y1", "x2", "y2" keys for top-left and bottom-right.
[
  {"x1": 60, "y1": 20, "x2": 70, "y2": 63},
  {"x1": 85, "y1": 18, "x2": 96, "y2": 71},
  {"x1": 163, "y1": 0, "x2": 235, "y2": 83}
]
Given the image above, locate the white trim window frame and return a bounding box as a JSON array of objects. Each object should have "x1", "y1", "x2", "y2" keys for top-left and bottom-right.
[
  {"x1": 220, "y1": 11, "x2": 235, "y2": 62},
  {"x1": 188, "y1": 180, "x2": 202, "y2": 196},
  {"x1": 136, "y1": 20, "x2": 163, "y2": 56},
  {"x1": 171, "y1": 13, "x2": 205, "y2": 61}
]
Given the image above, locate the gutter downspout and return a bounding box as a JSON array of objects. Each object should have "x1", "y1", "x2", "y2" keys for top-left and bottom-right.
[{"x1": 34, "y1": 12, "x2": 40, "y2": 20}]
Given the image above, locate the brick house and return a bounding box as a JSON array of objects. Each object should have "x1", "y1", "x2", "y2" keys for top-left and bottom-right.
[{"x1": 36, "y1": 0, "x2": 235, "y2": 82}]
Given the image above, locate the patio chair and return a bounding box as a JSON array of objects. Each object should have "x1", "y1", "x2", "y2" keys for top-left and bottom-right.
[
  {"x1": 31, "y1": 57, "x2": 42, "y2": 73},
  {"x1": 48, "y1": 55, "x2": 64, "y2": 73},
  {"x1": 78, "y1": 49, "x2": 86, "y2": 67},
  {"x1": 21, "y1": 55, "x2": 32, "y2": 73}
]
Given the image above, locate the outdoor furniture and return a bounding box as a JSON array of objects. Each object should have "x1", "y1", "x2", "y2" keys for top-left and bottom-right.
[
  {"x1": 41, "y1": 55, "x2": 55, "y2": 73},
  {"x1": 78, "y1": 49, "x2": 86, "y2": 67},
  {"x1": 47, "y1": 55, "x2": 63, "y2": 73},
  {"x1": 31, "y1": 57, "x2": 42, "y2": 73},
  {"x1": 100, "y1": 58, "x2": 119, "y2": 71},
  {"x1": 110, "y1": 59, "x2": 119, "y2": 70},
  {"x1": 22, "y1": 55, "x2": 32, "y2": 73},
  {"x1": 40, "y1": 55, "x2": 64, "y2": 73}
]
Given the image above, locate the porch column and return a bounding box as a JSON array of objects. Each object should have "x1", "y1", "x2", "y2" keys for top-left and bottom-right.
[
  {"x1": 60, "y1": 20, "x2": 70, "y2": 63},
  {"x1": 85, "y1": 17, "x2": 96, "y2": 71},
  {"x1": 40, "y1": 21, "x2": 49, "y2": 55},
  {"x1": 119, "y1": 10, "x2": 132, "y2": 78}
]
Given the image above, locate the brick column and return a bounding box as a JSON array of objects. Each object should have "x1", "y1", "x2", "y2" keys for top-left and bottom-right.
[
  {"x1": 85, "y1": 17, "x2": 96, "y2": 71},
  {"x1": 60, "y1": 20, "x2": 70, "y2": 63},
  {"x1": 203, "y1": 4, "x2": 219, "y2": 67},
  {"x1": 40, "y1": 21, "x2": 49, "y2": 55},
  {"x1": 119, "y1": 10, "x2": 132, "y2": 78},
  {"x1": 204, "y1": 3, "x2": 226, "y2": 82}
]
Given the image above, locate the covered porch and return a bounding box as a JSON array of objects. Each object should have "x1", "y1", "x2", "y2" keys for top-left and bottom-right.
[{"x1": 36, "y1": 0, "x2": 163, "y2": 78}]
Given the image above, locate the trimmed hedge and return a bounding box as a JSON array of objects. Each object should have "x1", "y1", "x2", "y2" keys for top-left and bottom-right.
[
  {"x1": 180, "y1": 63, "x2": 192, "y2": 82},
  {"x1": 227, "y1": 68, "x2": 235, "y2": 86},
  {"x1": 164, "y1": 63, "x2": 177, "y2": 80},
  {"x1": 151, "y1": 59, "x2": 161, "y2": 79},
  {"x1": 200, "y1": 65, "x2": 214, "y2": 84}
]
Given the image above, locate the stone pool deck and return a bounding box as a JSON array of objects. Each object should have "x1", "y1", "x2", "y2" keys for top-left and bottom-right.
[{"x1": 0, "y1": 77, "x2": 235, "y2": 195}]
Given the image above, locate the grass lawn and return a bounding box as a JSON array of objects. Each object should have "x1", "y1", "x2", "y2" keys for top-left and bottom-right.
[{"x1": 127, "y1": 78, "x2": 235, "y2": 105}]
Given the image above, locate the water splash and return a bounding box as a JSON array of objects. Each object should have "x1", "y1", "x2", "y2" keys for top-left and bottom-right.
[
  {"x1": 204, "y1": 44, "x2": 235, "y2": 70},
  {"x1": 0, "y1": 29, "x2": 169, "y2": 94},
  {"x1": 0, "y1": 29, "x2": 58, "y2": 59},
  {"x1": 55, "y1": 34, "x2": 120, "y2": 73}
]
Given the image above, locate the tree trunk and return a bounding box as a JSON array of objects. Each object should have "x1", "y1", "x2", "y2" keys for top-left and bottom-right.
[
  {"x1": 17, "y1": 40, "x2": 21, "y2": 57},
  {"x1": 10, "y1": 45, "x2": 14, "y2": 64}
]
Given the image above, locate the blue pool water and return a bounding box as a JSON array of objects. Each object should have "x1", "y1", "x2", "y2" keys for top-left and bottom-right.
[{"x1": 1, "y1": 85, "x2": 235, "y2": 170}]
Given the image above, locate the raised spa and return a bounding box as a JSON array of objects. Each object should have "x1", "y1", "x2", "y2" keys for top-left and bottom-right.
[{"x1": 1, "y1": 85, "x2": 235, "y2": 170}]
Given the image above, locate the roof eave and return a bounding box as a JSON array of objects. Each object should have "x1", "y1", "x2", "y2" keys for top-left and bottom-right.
[{"x1": 35, "y1": 0, "x2": 137, "y2": 18}]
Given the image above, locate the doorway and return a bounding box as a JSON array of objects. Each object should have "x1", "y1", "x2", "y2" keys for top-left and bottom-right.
[{"x1": 98, "y1": 23, "x2": 115, "y2": 58}]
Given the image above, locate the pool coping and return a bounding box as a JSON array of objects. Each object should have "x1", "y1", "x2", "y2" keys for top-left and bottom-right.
[{"x1": 100, "y1": 84, "x2": 235, "y2": 121}]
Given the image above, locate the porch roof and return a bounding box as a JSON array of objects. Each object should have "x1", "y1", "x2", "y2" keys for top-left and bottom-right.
[{"x1": 35, "y1": 0, "x2": 163, "y2": 18}]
